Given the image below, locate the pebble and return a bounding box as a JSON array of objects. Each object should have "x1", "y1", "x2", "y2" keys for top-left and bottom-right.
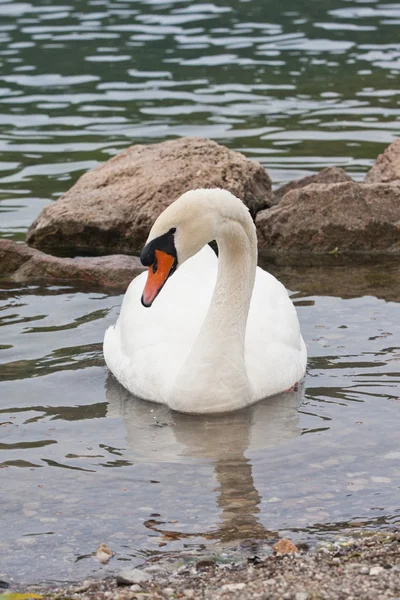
[
  {"x1": 162, "y1": 587, "x2": 175, "y2": 596},
  {"x1": 182, "y1": 590, "x2": 195, "y2": 598},
  {"x1": 221, "y1": 582, "x2": 247, "y2": 592},
  {"x1": 369, "y1": 566, "x2": 385, "y2": 576},
  {"x1": 371, "y1": 476, "x2": 391, "y2": 483},
  {"x1": 74, "y1": 583, "x2": 90, "y2": 593},
  {"x1": 295, "y1": 592, "x2": 309, "y2": 600},
  {"x1": 130, "y1": 584, "x2": 141, "y2": 592}
]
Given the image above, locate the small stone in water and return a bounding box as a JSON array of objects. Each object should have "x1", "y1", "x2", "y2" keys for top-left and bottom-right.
[{"x1": 95, "y1": 543, "x2": 114, "y2": 564}]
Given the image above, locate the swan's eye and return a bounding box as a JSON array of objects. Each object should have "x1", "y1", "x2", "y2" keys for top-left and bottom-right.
[{"x1": 152, "y1": 257, "x2": 158, "y2": 274}]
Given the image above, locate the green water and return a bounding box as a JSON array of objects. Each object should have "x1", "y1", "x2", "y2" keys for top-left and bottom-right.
[{"x1": 0, "y1": 0, "x2": 399, "y2": 586}]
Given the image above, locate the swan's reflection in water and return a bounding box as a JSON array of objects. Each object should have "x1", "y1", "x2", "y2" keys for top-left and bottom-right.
[{"x1": 106, "y1": 376, "x2": 304, "y2": 544}]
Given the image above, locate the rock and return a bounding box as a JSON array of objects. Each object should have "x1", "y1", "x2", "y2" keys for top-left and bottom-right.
[
  {"x1": 0, "y1": 239, "x2": 143, "y2": 290},
  {"x1": 221, "y1": 582, "x2": 247, "y2": 591},
  {"x1": 26, "y1": 137, "x2": 274, "y2": 256},
  {"x1": 162, "y1": 588, "x2": 175, "y2": 596},
  {"x1": 364, "y1": 138, "x2": 400, "y2": 183},
  {"x1": 116, "y1": 568, "x2": 152, "y2": 585},
  {"x1": 256, "y1": 181, "x2": 400, "y2": 256},
  {"x1": 273, "y1": 538, "x2": 299, "y2": 555},
  {"x1": 182, "y1": 590, "x2": 195, "y2": 598},
  {"x1": 275, "y1": 166, "x2": 352, "y2": 201}
]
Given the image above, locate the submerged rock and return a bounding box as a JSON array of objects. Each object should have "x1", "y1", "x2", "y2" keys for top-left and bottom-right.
[
  {"x1": 0, "y1": 239, "x2": 143, "y2": 290},
  {"x1": 364, "y1": 138, "x2": 400, "y2": 184},
  {"x1": 275, "y1": 166, "x2": 352, "y2": 201},
  {"x1": 256, "y1": 181, "x2": 400, "y2": 255},
  {"x1": 26, "y1": 137, "x2": 274, "y2": 256}
]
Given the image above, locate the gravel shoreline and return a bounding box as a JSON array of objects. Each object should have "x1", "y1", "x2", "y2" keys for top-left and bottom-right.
[{"x1": 13, "y1": 531, "x2": 399, "y2": 600}]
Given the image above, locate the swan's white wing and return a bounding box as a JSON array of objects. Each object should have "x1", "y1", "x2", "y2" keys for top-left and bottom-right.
[
  {"x1": 104, "y1": 245, "x2": 217, "y2": 402},
  {"x1": 245, "y1": 267, "x2": 307, "y2": 399}
]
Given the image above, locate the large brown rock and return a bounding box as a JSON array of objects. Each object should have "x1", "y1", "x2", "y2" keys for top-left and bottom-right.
[
  {"x1": 364, "y1": 139, "x2": 400, "y2": 184},
  {"x1": 0, "y1": 239, "x2": 143, "y2": 290},
  {"x1": 275, "y1": 166, "x2": 352, "y2": 201},
  {"x1": 256, "y1": 181, "x2": 400, "y2": 256},
  {"x1": 26, "y1": 137, "x2": 274, "y2": 256}
]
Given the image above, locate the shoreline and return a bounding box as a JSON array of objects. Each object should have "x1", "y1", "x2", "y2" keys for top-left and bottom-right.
[{"x1": 15, "y1": 531, "x2": 400, "y2": 600}]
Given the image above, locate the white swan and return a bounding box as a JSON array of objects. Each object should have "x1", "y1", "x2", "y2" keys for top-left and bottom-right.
[{"x1": 104, "y1": 188, "x2": 307, "y2": 414}]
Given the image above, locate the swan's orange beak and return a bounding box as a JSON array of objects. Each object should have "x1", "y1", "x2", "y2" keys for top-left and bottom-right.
[{"x1": 141, "y1": 249, "x2": 176, "y2": 308}]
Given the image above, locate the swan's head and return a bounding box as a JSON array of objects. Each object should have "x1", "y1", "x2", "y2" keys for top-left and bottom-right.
[{"x1": 139, "y1": 188, "x2": 237, "y2": 307}]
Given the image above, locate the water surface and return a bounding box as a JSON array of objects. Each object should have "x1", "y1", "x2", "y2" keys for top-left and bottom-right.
[{"x1": 1, "y1": 263, "x2": 399, "y2": 584}]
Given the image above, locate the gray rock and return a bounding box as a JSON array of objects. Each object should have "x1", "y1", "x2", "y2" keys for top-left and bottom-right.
[
  {"x1": 275, "y1": 166, "x2": 352, "y2": 201},
  {"x1": 364, "y1": 138, "x2": 400, "y2": 183},
  {"x1": 116, "y1": 567, "x2": 152, "y2": 585},
  {"x1": 26, "y1": 137, "x2": 274, "y2": 256},
  {"x1": 0, "y1": 239, "x2": 143, "y2": 290},
  {"x1": 256, "y1": 181, "x2": 400, "y2": 256}
]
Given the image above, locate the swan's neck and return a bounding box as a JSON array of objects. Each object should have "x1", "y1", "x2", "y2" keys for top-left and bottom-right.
[
  {"x1": 205, "y1": 219, "x2": 257, "y2": 352},
  {"x1": 169, "y1": 215, "x2": 258, "y2": 413}
]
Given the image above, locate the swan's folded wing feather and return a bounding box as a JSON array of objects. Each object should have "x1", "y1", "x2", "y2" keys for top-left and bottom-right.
[{"x1": 245, "y1": 267, "x2": 307, "y2": 399}]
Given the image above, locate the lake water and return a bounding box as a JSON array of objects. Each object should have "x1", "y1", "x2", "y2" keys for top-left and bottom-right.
[{"x1": 0, "y1": 0, "x2": 400, "y2": 586}]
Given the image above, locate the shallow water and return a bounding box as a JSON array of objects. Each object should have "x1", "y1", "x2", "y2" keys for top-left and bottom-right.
[
  {"x1": 1, "y1": 265, "x2": 399, "y2": 584},
  {"x1": 0, "y1": 0, "x2": 400, "y2": 586}
]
